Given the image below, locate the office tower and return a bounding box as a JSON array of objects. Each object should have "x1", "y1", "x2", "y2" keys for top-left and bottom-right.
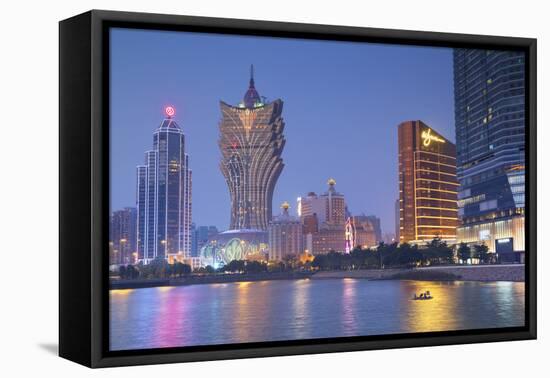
[
  {"x1": 346, "y1": 215, "x2": 381, "y2": 250},
  {"x1": 365, "y1": 215, "x2": 382, "y2": 243},
  {"x1": 297, "y1": 192, "x2": 325, "y2": 223},
  {"x1": 323, "y1": 179, "x2": 346, "y2": 226},
  {"x1": 219, "y1": 65, "x2": 285, "y2": 230},
  {"x1": 136, "y1": 106, "x2": 192, "y2": 263},
  {"x1": 398, "y1": 120, "x2": 459, "y2": 243},
  {"x1": 311, "y1": 225, "x2": 346, "y2": 254},
  {"x1": 192, "y1": 225, "x2": 219, "y2": 257},
  {"x1": 298, "y1": 179, "x2": 346, "y2": 227},
  {"x1": 268, "y1": 202, "x2": 303, "y2": 261},
  {"x1": 109, "y1": 207, "x2": 137, "y2": 265},
  {"x1": 190, "y1": 223, "x2": 197, "y2": 257},
  {"x1": 299, "y1": 179, "x2": 347, "y2": 254},
  {"x1": 453, "y1": 49, "x2": 526, "y2": 260}
]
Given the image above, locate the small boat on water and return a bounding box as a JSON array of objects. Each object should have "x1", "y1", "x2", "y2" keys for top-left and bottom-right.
[{"x1": 413, "y1": 291, "x2": 433, "y2": 300}]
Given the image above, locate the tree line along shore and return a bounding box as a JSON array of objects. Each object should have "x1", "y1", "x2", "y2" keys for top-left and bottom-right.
[{"x1": 110, "y1": 239, "x2": 524, "y2": 290}]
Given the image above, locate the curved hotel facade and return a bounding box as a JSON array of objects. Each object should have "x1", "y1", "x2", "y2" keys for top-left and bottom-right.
[
  {"x1": 398, "y1": 121, "x2": 459, "y2": 243},
  {"x1": 453, "y1": 50, "x2": 525, "y2": 260},
  {"x1": 219, "y1": 67, "x2": 285, "y2": 230}
]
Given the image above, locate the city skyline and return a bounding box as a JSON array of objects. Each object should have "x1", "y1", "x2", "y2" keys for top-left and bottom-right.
[
  {"x1": 110, "y1": 28, "x2": 455, "y2": 234},
  {"x1": 105, "y1": 25, "x2": 528, "y2": 353}
]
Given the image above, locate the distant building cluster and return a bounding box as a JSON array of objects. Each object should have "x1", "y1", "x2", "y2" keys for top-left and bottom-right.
[
  {"x1": 110, "y1": 51, "x2": 526, "y2": 267},
  {"x1": 109, "y1": 207, "x2": 137, "y2": 265},
  {"x1": 293, "y1": 180, "x2": 380, "y2": 256}
]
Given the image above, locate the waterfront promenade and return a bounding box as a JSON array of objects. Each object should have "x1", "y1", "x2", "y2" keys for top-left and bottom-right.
[
  {"x1": 110, "y1": 264, "x2": 524, "y2": 290},
  {"x1": 312, "y1": 264, "x2": 525, "y2": 282}
]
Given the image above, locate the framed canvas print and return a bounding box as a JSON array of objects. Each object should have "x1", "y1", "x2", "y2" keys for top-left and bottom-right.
[{"x1": 59, "y1": 10, "x2": 537, "y2": 368}]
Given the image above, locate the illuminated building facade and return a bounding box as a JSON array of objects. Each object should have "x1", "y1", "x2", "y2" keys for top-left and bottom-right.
[
  {"x1": 297, "y1": 192, "x2": 325, "y2": 223},
  {"x1": 219, "y1": 66, "x2": 285, "y2": 230},
  {"x1": 398, "y1": 121, "x2": 459, "y2": 243},
  {"x1": 345, "y1": 218, "x2": 355, "y2": 253},
  {"x1": 395, "y1": 198, "x2": 400, "y2": 241},
  {"x1": 298, "y1": 179, "x2": 346, "y2": 226},
  {"x1": 453, "y1": 49, "x2": 526, "y2": 260},
  {"x1": 345, "y1": 215, "x2": 381, "y2": 251},
  {"x1": 302, "y1": 213, "x2": 319, "y2": 234},
  {"x1": 322, "y1": 179, "x2": 346, "y2": 225},
  {"x1": 109, "y1": 207, "x2": 137, "y2": 265},
  {"x1": 268, "y1": 202, "x2": 303, "y2": 261},
  {"x1": 312, "y1": 225, "x2": 346, "y2": 254},
  {"x1": 299, "y1": 179, "x2": 347, "y2": 254},
  {"x1": 199, "y1": 229, "x2": 268, "y2": 266},
  {"x1": 136, "y1": 106, "x2": 192, "y2": 263},
  {"x1": 191, "y1": 224, "x2": 219, "y2": 257}
]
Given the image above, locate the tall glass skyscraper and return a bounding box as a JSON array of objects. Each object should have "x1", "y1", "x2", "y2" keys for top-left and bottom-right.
[
  {"x1": 219, "y1": 66, "x2": 285, "y2": 230},
  {"x1": 453, "y1": 49, "x2": 525, "y2": 260},
  {"x1": 136, "y1": 107, "x2": 192, "y2": 263}
]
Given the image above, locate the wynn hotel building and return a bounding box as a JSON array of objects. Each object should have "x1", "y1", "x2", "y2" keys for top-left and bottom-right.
[{"x1": 398, "y1": 120, "x2": 459, "y2": 243}]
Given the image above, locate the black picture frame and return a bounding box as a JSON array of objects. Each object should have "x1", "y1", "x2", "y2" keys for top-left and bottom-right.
[{"x1": 59, "y1": 9, "x2": 537, "y2": 368}]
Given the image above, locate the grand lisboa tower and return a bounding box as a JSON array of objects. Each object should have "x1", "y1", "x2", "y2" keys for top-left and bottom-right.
[{"x1": 219, "y1": 65, "x2": 286, "y2": 231}]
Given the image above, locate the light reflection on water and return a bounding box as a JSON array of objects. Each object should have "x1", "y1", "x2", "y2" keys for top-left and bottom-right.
[{"x1": 109, "y1": 279, "x2": 525, "y2": 351}]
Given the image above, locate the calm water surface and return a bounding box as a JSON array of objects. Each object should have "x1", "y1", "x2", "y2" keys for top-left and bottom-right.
[{"x1": 110, "y1": 279, "x2": 525, "y2": 351}]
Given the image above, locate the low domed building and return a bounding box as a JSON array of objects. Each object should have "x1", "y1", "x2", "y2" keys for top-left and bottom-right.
[{"x1": 199, "y1": 229, "x2": 268, "y2": 267}]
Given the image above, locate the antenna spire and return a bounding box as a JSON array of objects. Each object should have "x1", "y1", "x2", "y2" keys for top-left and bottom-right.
[{"x1": 249, "y1": 64, "x2": 255, "y2": 87}]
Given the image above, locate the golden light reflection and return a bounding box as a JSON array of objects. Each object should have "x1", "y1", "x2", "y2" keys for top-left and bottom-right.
[
  {"x1": 403, "y1": 281, "x2": 458, "y2": 333},
  {"x1": 156, "y1": 286, "x2": 174, "y2": 293},
  {"x1": 238, "y1": 281, "x2": 252, "y2": 288},
  {"x1": 110, "y1": 289, "x2": 134, "y2": 296}
]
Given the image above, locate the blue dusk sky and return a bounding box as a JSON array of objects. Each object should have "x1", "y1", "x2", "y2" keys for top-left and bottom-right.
[{"x1": 110, "y1": 28, "x2": 455, "y2": 235}]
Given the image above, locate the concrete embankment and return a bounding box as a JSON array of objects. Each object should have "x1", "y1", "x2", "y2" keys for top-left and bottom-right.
[
  {"x1": 110, "y1": 271, "x2": 314, "y2": 290},
  {"x1": 109, "y1": 265, "x2": 524, "y2": 290},
  {"x1": 312, "y1": 264, "x2": 525, "y2": 282}
]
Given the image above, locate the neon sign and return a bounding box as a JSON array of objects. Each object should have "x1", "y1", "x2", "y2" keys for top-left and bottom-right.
[
  {"x1": 165, "y1": 106, "x2": 176, "y2": 117},
  {"x1": 421, "y1": 128, "x2": 445, "y2": 147},
  {"x1": 345, "y1": 217, "x2": 355, "y2": 254}
]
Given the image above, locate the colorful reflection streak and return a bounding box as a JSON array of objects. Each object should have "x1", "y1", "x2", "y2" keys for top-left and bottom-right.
[{"x1": 109, "y1": 280, "x2": 525, "y2": 351}]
